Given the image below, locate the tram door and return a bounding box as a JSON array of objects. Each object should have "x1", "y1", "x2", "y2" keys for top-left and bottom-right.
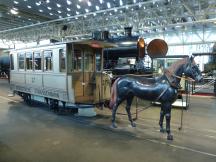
[{"x1": 72, "y1": 46, "x2": 95, "y2": 103}]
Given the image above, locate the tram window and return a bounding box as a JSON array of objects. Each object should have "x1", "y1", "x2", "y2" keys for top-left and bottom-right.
[
  {"x1": 34, "y1": 52, "x2": 42, "y2": 71},
  {"x1": 44, "y1": 50, "x2": 53, "y2": 71},
  {"x1": 10, "y1": 54, "x2": 14, "y2": 70},
  {"x1": 26, "y1": 52, "x2": 33, "y2": 70},
  {"x1": 96, "y1": 53, "x2": 101, "y2": 71},
  {"x1": 59, "y1": 49, "x2": 66, "y2": 72},
  {"x1": 73, "y1": 49, "x2": 82, "y2": 71},
  {"x1": 84, "y1": 52, "x2": 93, "y2": 71},
  {"x1": 18, "y1": 53, "x2": 25, "y2": 70}
]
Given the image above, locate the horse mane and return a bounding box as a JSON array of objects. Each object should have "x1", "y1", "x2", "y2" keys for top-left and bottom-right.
[{"x1": 166, "y1": 57, "x2": 189, "y2": 73}]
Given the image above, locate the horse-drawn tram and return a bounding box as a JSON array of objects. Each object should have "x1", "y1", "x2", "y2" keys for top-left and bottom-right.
[
  {"x1": 9, "y1": 35, "x2": 203, "y2": 140},
  {"x1": 9, "y1": 40, "x2": 115, "y2": 115}
]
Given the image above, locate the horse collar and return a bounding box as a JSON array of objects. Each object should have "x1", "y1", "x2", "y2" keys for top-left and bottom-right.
[{"x1": 164, "y1": 70, "x2": 180, "y2": 89}]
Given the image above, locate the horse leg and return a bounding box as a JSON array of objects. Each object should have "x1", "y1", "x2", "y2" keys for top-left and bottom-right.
[
  {"x1": 111, "y1": 100, "x2": 121, "y2": 128},
  {"x1": 125, "y1": 97, "x2": 136, "y2": 127},
  {"x1": 159, "y1": 106, "x2": 165, "y2": 133},
  {"x1": 164, "y1": 103, "x2": 173, "y2": 140}
]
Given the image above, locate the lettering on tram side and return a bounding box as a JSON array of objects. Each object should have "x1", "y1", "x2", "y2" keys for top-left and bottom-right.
[
  {"x1": 11, "y1": 84, "x2": 67, "y2": 100},
  {"x1": 15, "y1": 85, "x2": 31, "y2": 93},
  {"x1": 34, "y1": 89, "x2": 59, "y2": 98}
]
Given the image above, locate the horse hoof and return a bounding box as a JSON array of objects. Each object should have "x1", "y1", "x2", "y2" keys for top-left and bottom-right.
[
  {"x1": 111, "y1": 123, "x2": 117, "y2": 128},
  {"x1": 160, "y1": 128, "x2": 165, "y2": 133},
  {"x1": 131, "y1": 122, "x2": 136, "y2": 127},
  {"x1": 167, "y1": 134, "x2": 173, "y2": 140}
]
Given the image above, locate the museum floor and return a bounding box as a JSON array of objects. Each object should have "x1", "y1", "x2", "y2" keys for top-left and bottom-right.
[{"x1": 0, "y1": 79, "x2": 216, "y2": 162}]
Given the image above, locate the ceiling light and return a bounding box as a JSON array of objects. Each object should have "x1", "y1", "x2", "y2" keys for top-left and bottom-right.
[
  {"x1": 46, "y1": 0, "x2": 50, "y2": 3},
  {"x1": 119, "y1": 0, "x2": 123, "y2": 6},
  {"x1": 76, "y1": 11, "x2": 80, "y2": 15},
  {"x1": 77, "y1": 4, "x2": 81, "y2": 9},
  {"x1": 79, "y1": 0, "x2": 82, "y2": 2},
  {"x1": 49, "y1": 13, "x2": 53, "y2": 15},
  {"x1": 96, "y1": 6, "x2": 99, "y2": 10},
  {"x1": 14, "y1": 1, "x2": 19, "y2": 4},
  {"x1": 114, "y1": 8, "x2": 117, "y2": 12},
  {"x1": 93, "y1": 13, "x2": 96, "y2": 16},
  {"x1": 27, "y1": 5, "x2": 32, "y2": 8},
  {"x1": 75, "y1": 17, "x2": 78, "y2": 19},
  {"x1": 59, "y1": 15, "x2": 62, "y2": 18},
  {"x1": 67, "y1": 8, "x2": 71, "y2": 11},
  {"x1": 85, "y1": 9, "x2": 89, "y2": 13},
  {"x1": 87, "y1": 1, "x2": 92, "y2": 6},
  {"x1": 84, "y1": 15, "x2": 87, "y2": 18},
  {"x1": 107, "y1": 2, "x2": 111, "y2": 8},
  {"x1": 39, "y1": 9, "x2": 43, "y2": 12},
  {"x1": 99, "y1": 0, "x2": 103, "y2": 4},
  {"x1": 10, "y1": 8, "x2": 18, "y2": 15},
  {"x1": 36, "y1": 2, "x2": 41, "y2": 6},
  {"x1": 133, "y1": 0, "x2": 136, "y2": 3},
  {"x1": 58, "y1": 10, "x2": 62, "y2": 13},
  {"x1": 67, "y1": 13, "x2": 71, "y2": 17},
  {"x1": 56, "y1": 3, "x2": 61, "y2": 7},
  {"x1": 47, "y1": 7, "x2": 52, "y2": 10},
  {"x1": 67, "y1": 0, "x2": 72, "y2": 5}
]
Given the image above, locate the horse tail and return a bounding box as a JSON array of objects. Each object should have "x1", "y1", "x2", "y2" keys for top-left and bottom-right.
[{"x1": 109, "y1": 78, "x2": 120, "y2": 109}]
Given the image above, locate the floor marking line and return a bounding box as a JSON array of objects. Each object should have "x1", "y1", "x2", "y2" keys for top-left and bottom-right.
[
  {"x1": 0, "y1": 95, "x2": 18, "y2": 103},
  {"x1": 147, "y1": 139, "x2": 216, "y2": 157}
]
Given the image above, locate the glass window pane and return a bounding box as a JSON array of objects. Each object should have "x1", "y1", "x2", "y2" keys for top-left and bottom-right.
[
  {"x1": 84, "y1": 52, "x2": 93, "y2": 71},
  {"x1": 26, "y1": 52, "x2": 33, "y2": 70},
  {"x1": 10, "y1": 54, "x2": 14, "y2": 70},
  {"x1": 18, "y1": 53, "x2": 25, "y2": 70},
  {"x1": 34, "y1": 52, "x2": 42, "y2": 70},
  {"x1": 73, "y1": 49, "x2": 82, "y2": 71},
  {"x1": 44, "y1": 50, "x2": 53, "y2": 71},
  {"x1": 59, "y1": 49, "x2": 66, "y2": 72},
  {"x1": 96, "y1": 53, "x2": 101, "y2": 71}
]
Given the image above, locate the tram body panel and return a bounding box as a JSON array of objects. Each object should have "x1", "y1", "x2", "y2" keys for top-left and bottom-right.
[{"x1": 9, "y1": 41, "x2": 113, "y2": 107}]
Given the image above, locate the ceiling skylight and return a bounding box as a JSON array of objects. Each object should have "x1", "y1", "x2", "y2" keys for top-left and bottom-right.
[
  {"x1": 56, "y1": 3, "x2": 61, "y2": 8},
  {"x1": 10, "y1": 8, "x2": 18, "y2": 15},
  {"x1": 77, "y1": 4, "x2": 81, "y2": 9},
  {"x1": 107, "y1": 2, "x2": 111, "y2": 8},
  {"x1": 67, "y1": 0, "x2": 72, "y2": 5},
  {"x1": 96, "y1": 6, "x2": 99, "y2": 10},
  {"x1": 36, "y1": 2, "x2": 41, "y2": 6},
  {"x1": 120, "y1": 0, "x2": 123, "y2": 6}
]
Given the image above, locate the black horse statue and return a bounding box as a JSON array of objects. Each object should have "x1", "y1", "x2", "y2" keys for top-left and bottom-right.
[{"x1": 109, "y1": 56, "x2": 203, "y2": 140}]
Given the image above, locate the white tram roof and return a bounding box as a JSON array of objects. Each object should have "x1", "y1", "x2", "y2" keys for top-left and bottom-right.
[{"x1": 10, "y1": 39, "x2": 117, "y2": 52}]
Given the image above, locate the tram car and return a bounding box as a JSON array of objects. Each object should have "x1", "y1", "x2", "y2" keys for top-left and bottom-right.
[
  {"x1": 9, "y1": 27, "x2": 168, "y2": 116},
  {"x1": 9, "y1": 40, "x2": 115, "y2": 114}
]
